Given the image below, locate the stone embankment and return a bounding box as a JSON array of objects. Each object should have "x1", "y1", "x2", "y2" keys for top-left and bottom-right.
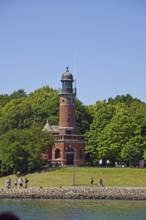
[{"x1": 1, "y1": 187, "x2": 146, "y2": 200}]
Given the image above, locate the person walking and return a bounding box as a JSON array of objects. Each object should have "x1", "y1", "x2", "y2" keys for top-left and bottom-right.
[
  {"x1": 14, "y1": 179, "x2": 18, "y2": 188},
  {"x1": 24, "y1": 177, "x2": 28, "y2": 189},
  {"x1": 6, "y1": 177, "x2": 11, "y2": 189},
  {"x1": 98, "y1": 178, "x2": 104, "y2": 187},
  {"x1": 18, "y1": 178, "x2": 23, "y2": 188},
  {"x1": 90, "y1": 177, "x2": 94, "y2": 186}
]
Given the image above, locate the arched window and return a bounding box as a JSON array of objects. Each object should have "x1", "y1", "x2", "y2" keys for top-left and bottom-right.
[{"x1": 55, "y1": 149, "x2": 60, "y2": 159}]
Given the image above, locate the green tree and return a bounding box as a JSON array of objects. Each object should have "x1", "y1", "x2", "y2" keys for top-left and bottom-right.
[
  {"x1": 0, "y1": 89, "x2": 27, "y2": 108},
  {"x1": 121, "y1": 135, "x2": 146, "y2": 165},
  {"x1": 75, "y1": 99, "x2": 93, "y2": 134},
  {"x1": 1, "y1": 142, "x2": 29, "y2": 175},
  {"x1": 0, "y1": 98, "x2": 32, "y2": 132},
  {"x1": 26, "y1": 86, "x2": 59, "y2": 127},
  {"x1": 97, "y1": 105, "x2": 142, "y2": 163},
  {"x1": 130, "y1": 102, "x2": 146, "y2": 138},
  {"x1": 108, "y1": 94, "x2": 142, "y2": 106},
  {"x1": 10, "y1": 89, "x2": 27, "y2": 100},
  {"x1": 85, "y1": 103, "x2": 115, "y2": 165},
  {"x1": 0, "y1": 128, "x2": 54, "y2": 175}
]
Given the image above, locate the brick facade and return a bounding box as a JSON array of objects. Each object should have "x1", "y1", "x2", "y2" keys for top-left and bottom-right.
[{"x1": 59, "y1": 96, "x2": 76, "y2": 129}]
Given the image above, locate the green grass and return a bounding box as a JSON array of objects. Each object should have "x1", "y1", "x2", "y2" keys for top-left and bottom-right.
[{"x1": 1, "y1": 167, "x2": 146, "y2": 188}]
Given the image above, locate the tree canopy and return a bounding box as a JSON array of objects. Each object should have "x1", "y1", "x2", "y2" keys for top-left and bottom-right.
[
  {"x1": 0, "y1": 86, "x2": 91, "y2": 175},
  {"x1": 85, "y1": 95, "x2": 146, "y2": 166},
  {"x1": 1, "y1": 88, "x2": 146, "y2": 173}
]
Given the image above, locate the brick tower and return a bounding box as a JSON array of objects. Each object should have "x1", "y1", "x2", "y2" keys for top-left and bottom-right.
[{"x1": 51, "y1": 67, "x2": 85, "y2": 166}]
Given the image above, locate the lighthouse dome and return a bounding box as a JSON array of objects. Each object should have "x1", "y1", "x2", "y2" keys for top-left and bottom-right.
[{"x1": 61, "y1": 67, "x2": 73, "y2": 81}]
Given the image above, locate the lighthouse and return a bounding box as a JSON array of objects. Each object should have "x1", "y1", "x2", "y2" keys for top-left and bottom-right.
[
  {"x1": 44, "y1": 67, "x2": 85, "y2": 166},
  {"x1": 59, "y1": 66, "x2": 76, "y2": 134}
]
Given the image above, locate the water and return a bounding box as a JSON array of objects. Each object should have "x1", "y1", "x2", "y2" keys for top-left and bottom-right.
[{"x1": 0, "y1": 199, "x2": 146, "y2": 220}]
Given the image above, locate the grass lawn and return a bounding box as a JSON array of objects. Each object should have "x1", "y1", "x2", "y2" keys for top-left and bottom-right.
[{"x1": 0, "y1": 167, "x2": 146, "y2": 188}]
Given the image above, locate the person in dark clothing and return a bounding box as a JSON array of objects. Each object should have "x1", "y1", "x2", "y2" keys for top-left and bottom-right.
[
  {"x1": 98, "y1": 178, "x2": 104, "y2": 187},
  {"x1": 24, "y1": 177, "x2": 28, "y2": 189},
  {"x1": 90, "y1": 177, "x2": 94, "y2": 186}
]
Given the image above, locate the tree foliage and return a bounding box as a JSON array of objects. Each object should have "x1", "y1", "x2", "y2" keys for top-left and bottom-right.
[
  {"x1": 0, "y1": 86, "x2": 93, "y2": 175},
  {"x1": 85, "y1": 95, "x2": 146, "y2": 166},
  {"x1": 1, "y1": 88, "x2": 146, "y2": 171},
  {"x1": 0, "y1": 128, "x2": 54, "y2": 175},
  {"x1": 75, "y1": 99, "x2": 93, "y2": 134}
]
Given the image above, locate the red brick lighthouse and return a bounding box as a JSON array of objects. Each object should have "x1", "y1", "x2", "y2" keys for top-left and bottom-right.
[{"x1": 44, "y1": 67, "x2": 85, "y2": 166}]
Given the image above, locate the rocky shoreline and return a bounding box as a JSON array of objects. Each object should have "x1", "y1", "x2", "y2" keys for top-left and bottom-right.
[{"x1": 0, "y1": 186, "x2": 146, "y2": 200}]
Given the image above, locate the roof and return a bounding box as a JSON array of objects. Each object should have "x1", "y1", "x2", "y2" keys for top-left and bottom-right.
[
  {"x1": 43, "y1": 121, "x2": 59, "y2": 134},
  {"x1": 61, "y1": 67, "x2": 73, "y2": 81},
  {"x1": 43, "y1": 120, "x2": 53, "y2": 133}
]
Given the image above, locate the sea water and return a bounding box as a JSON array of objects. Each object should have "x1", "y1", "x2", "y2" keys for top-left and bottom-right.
[{"x1": 0, "y1": 199, "x2": 146, "y2": 220}]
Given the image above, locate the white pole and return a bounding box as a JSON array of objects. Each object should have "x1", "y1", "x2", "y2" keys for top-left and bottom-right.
[
  {"x1": 74, "y1": 49, "x2": 77, "y2": 95},
  {"x1": 73, "y1": 149, "x2": 76, "y2": 186}
]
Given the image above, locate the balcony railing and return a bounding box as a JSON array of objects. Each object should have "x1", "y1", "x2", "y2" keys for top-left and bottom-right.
[
  {"x1": 58, "y1": 88, "x2": 76, "y2": 95},
  {"x1": 53, "y1": 134, "x2": 84, "y2": 142}
]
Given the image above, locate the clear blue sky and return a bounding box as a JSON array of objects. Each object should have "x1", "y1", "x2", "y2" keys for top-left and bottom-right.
[{"x1": 0, "y1": 0, "x2": 146, "y2": 105}]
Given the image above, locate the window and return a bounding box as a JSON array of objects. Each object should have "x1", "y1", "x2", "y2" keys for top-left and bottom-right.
[
  {"x1": 55, "y1": 149, "x2": 60, "y2": 159},
  {"x1": 66, "y1": 130, "x2": 72, "y2": 134},
  {"x1": 62, "y1": 81, "x2": 72, "y2": 89}
]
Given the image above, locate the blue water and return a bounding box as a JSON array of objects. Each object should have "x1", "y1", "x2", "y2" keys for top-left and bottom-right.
[{"x1": 0, "y1": 199, "x2": 146, "y2": 220}]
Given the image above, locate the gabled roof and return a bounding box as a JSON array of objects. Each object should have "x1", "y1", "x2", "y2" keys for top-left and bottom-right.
[
  {"x1": 43, "y1": 120, "x2": 53, "y2": 133},
  {"x1": 43, "y1": 120, "x2": 59, "y2": 134}
]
